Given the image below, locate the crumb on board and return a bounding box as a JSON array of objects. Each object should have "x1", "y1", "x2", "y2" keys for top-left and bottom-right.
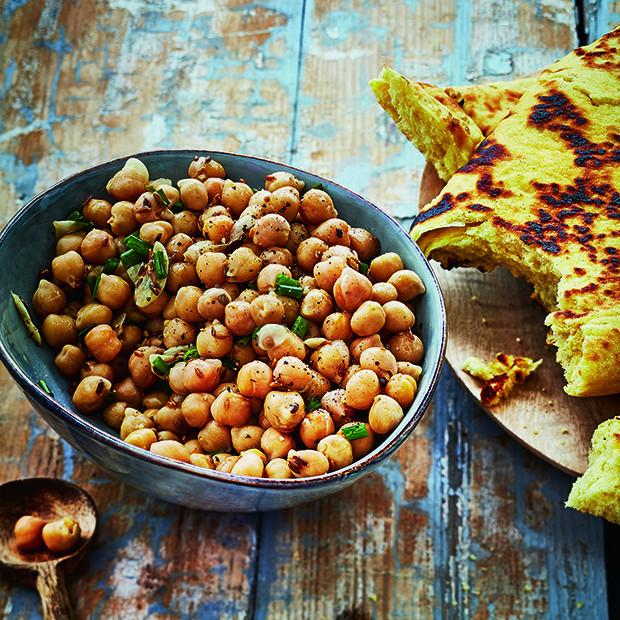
[{"x1": 516, "y1": 336, "x2": 522, "y2": 343}]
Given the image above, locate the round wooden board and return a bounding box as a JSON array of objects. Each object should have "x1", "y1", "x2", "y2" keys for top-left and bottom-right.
[{"x1": 418, "y1": 163, "x2": 619, "y2": 476}]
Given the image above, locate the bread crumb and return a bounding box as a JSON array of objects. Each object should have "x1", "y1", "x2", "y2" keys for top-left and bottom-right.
[{"x1": 515, "y1": 337, "x2": 522, "y2": 343}]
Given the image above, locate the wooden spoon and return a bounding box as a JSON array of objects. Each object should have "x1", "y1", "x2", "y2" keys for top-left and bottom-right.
[{"x1": 0, "y1": 478, "x2": 97, "y2": 620}]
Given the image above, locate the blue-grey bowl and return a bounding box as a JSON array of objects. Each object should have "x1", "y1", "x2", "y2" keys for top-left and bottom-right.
[{"x1": 0, "y1": 150, "x2": 446, "y2": 512}]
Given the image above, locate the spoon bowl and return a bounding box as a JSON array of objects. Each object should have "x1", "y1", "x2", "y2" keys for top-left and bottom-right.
[{"x1": 0, "y1": 478, "x2": 97, "y2": 619}]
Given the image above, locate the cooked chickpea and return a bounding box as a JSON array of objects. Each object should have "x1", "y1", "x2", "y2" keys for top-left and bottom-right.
[
  {"x1": 128, "y1": 346, "x2": 161, "y2": 388},
  {"x1": 173, "y1": 286, "x2": 202, "y2": 322},
  {"x1": 321, "y1": 312, "x2": 352, "y2": 341},
  {"x1": 172, "y1": 209, "x2": 199, "y2": 236},
  {"x1": 180, "y1": 392, "x2": 213, "y2": 428},
  {"x1": 383, "y1": 301, "x2": 415, "y2": 332},
  {"x1": 75, "y1": 303, "x2": 113, "y2": 330},
  {"x1": 388, "y1": 331, "x2": 424, "y2": 364},
  {"x1": 80, "y1": 360, "x2": 114, "y2": 383},
  {"x1": 296, "y1": 237, "x2": 329, "y2": 273},
  {"x1": 84, "y1": 324, "x2": 122, "y2": 362},
  {"x1": 313, "y1": 256, "x2": 347, "y2": 292},
  {"x1": 56, "y1": 232, "x2": 87, "y2": 255},
  {"x1": 231, "y1": 425, "x2": 264, "y2": 453},
  {"x1": 177, "y1": 178, "x2": 210, "y2": 211},
  {"x1": 150, "y1": 439, "x2": 190, "y2": 462},
  {"x1": 119, "y1": 324, "x2": 143, "y2": 354},
  {"x1": 211, "y1": 388, "x2": 252, "y2": 427},
  {"x1": 196, "y1": 320, "x2": 233, "y2": 357},
  {"x1": 397, "y1": 362, "x2": 423, "y2": 381},
  {"x1": 139, "y1": 220, "x2": 173, "y2": 246},
  {"x1": 300, "y1": 288, "x2": 333, "y2": 323},
  {"x1": 204, "y1": 214, "x2": 234, "y2": 243},
  {"x1": 189, "y1": 453, "x2": 215, "y2": 469},
  {"x1": 341, "y1": 363, "x2": 361, "y2": 387},
  {"x1": 226, "y1": 247, "x2": 262, "y2": 282},
  {"x1": 198, "y1": 420, "x2": 232, "y2": 453},
  {"x1": 72, "y1": 375, "x2": 112, "y2": 413},
  {"x1": 42, "y1": 314, "x2": 77, "y2": 349},
  {"x1": 265, "y1": 171, "x2": 305, "y2": 193},
  {"x1": 359, "y1": 346, "x2": 398, "y2": 380},
  {"x1": 197, "y1": 287, "x2": 231, "y2": 320},
  {"x1": 80, "y1": 229, "x2": 117, "y2": 264},
  {"x1": 257, "y1": 427, "x2": 293, "y2": 461},
  {"x1": 367, "y1": 252, "x2": 404, "y2": 284},
  {"x1": 369, "y1": 395, "x2": 404, "y2": 434},
  {"x1": 260, "y1": 246, "x2": 294, "y2": 268},
  {"x1": 287, "y1": 449, "x2": 329, "y2": 477},
  {"x1": 305, "y1": 369, "x2": 331, "y2": 399},
  {"x1": 371, "y1": 282, "x2": 399, "y2": 304},
  {"x1": 166, "y1": 233, "x2": 193, "y2": 263},
  {"x1": 54, "y1": 344, "x2": 87, "y2": 377},
  {"x1": 265, "y1": 458, "x2": 293, "y2": 478},
  {"x1": 83, "y1": 198, "x2": 112, "y2": 229},
  {"x1": 312, "y1": 218, "x2": 350, "y2": 247},
  {"x1": 256, "y1": 324, "x2": 306, "y2": 362},
  {"x1": 167, "y1": 262, "x2": 199, "y2": 292},
  {"x1": 388, "y1": 269, "x2": 426, "y2": 301},
  {"x1": 250, "y1": 293, "x2": 286, "y2": 326},
  {"x1": 41, "y1": 517, "x2": 81, "y2": 553},
  {"x1": 321, "y1": 389, "x2": 357, "y2": 427},
  {"x1": 237, "y1": 360, "x2": 273, "y2": 398},
  {"x1": 257, "y1": 264, "x2": 291, "y2": 293},
  {"x1": 33, "y1": 280, "x2": 66, "y2": 317},
  {"x1": 156, "y1": 402, "x2": 190, "y2": 436},
  {"x1": 222, "y1": 180, "x2": 253, "y2": 216},
  {"x1": 225, "y1": 300, "x2": 256, "y2": 336},
  {"x1": 264, "y1": 391, "x2": 305, "y2": 432},
  {"x1": 299, "y1": 189, "x2": 337, "y2": 224},
  {"x1": 345, "y1": 369, "x2": 380, "y2": 409},
  {"x1": 348, "y1": 227, "x2": 379, "y2": 261},
  {"x1": 163, "y1": 318, "x2": 197, "y2": 348},
  {"x1": 108, "y1": 201, "x2": 138, "y2": 235},
  {"x1": 196, "y1": 252, "x2": 227, "y2": 287},
  {"x1": 51, "y1": 251, "x2": 84, "y2": 289},
  {"x1": 299, "y1": 408, "x2": 335, "y2": 449},
  {"x1": 250, "y1": 213, "x2": 291, "y2": 248},
  {"x1": 231, "y1": 451, "x2": 264, "y2": 477},
  {"x1": 267, "y1": 186, "x2": 300, "y2": 222},
  {"x1": 96, "y1": 274, "x2": 131, "y2": 309},
  {"x1": 182, "y1": 358, "x2": 222, "y2": 393},
  {"x1": 125, "y1": 427, "x2": 157, "y2": 450},
  {"x1": 333, "y1": 267, "x2": 373, "y2": 312},
  {"x1": 350, "y1": 300, "x2": 386, "y2": 336},
  {"x1": 272, "y1": 356, "x2": 313, "y2": 391},
  {"x1": 312, "y1": 340, "x2": 349, "y2": 384},
  {"x1": 385, "y1": 373, "x2": 417, "y2": 408},
  {"x1": 350, "y1": 334, "x2": 383, "y2": 362},
  {"x1": 188, "y1": 156, "x2": 225, "y2": 181},
  {"x1": 317, "y1": 434, "x2": 353, "y2": 470},
  {"x1": 106, "y1": 158, "x2": 148, "y2": 201},
  {"x1": 119, "y1": 408, "x2": 152, "y2": 439},
  {"x1": 14, "y1": 515, "x2": 47, "y2": 551}
]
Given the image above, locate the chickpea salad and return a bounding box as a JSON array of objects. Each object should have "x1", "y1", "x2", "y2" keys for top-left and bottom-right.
[{"x1": 18, "y1": 155, "x2": 426, "y2": 480}]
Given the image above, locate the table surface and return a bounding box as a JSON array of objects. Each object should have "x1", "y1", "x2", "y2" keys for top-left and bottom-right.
[{"x1": 0, "y1": 1, "x2": 617, "y2": 618}]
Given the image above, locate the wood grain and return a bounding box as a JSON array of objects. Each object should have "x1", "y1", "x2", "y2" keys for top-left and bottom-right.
[{"x1": 0, "y1": 0, "x2": 612, "y2": 619}]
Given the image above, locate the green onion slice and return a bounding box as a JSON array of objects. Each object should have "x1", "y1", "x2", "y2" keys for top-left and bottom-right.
[
  {"x1": 134, "y1": 241, "x2": 168, "y2": 308},
  {"x1": 341, "y1": 422, "x2": 369, "y2": 441},
  {"x1": 123, "y1": 232, "x2": 150, "y2": 258},
  {"x1": 86, "y1": 259, "x2": 116, "y2": 301},
  {"x1": 154, "y1": 187, "x2": 170, "y2": 206},
  {"x1": 275, "y1": 274, "x2": 303, "y2": 300},
  {"x1": 221, "y1": 357, "x2": 239, "y2": 370},
  {"x1": 171, "y1": 201, "x2": 185, "y2": 213},
  {"x1": 291, "y1": 315, "x2": 309, "y2": 338},
  {"x1": 306, "y1": 396, "x2": 321, "y2": 412},
  {"x1": 11, "y1": 291, "x2": 41, "y2": 345},
  {"x1": 183, "y1": 346, "x2": 200, "y2": 361},
  {"x1": 120, "y1": 248, "x2": 144, "y2": 269},
  {"x1": 149, "y1": 345, "x2": 193, "y2": 378},
  {"x1": 153, "y1": 248, "x2": 167, "y2": 279},
  {"x1": 38, "y1": 379, "x2": 53, "y2": 396},
  {"x1": 359, "y1": 262, "x2": 369, "y2": 275}
]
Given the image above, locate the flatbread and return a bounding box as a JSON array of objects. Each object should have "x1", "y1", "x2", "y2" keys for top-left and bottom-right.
[{"x1": 412, "y1": 26, "x2": 620, "y2": 397}]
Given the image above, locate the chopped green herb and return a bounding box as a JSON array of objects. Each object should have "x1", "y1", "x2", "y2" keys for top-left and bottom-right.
[
  {"x1": 38, "y1": 379, "x2": 53, "y2": 396},
  {"x1": 291, "y1": 315, "x2": 309, "y2": 338},
  {"x1": 11, "y1": 291, "x2": 42, "y2": 346},
  {"x1": 275, "y1": 274, "x2": 303, "y2": 300},
  {"x1": 153, "y1": 250, "x2": 167, "y2": 279},
  {"x1": 134, "y1": 241, "x2": 168, "y2": 308},
  {"x1": 341, "y1": 422, "x2": 369, "y2": 441},
  {"x1": 183, "y1": 346, "x2": 200, "y2": 361},
  {"x1": 236, "y1": 335, "x2": 252, "y2": 346},
  {"x1": 306, "y1": 396, "x2": 321, "y2": 412},
  {"x1": 123, "y1": 232, "x2": 150, "y2": 257},
  {"x1": 245, "y1": 280, "x2": 257, "y2": 290},
  {"x1": 103, "y1": 257, "x2": 120, "y2": 274},
  {"x1": 120, "y1": 248, "x2": 144, "y2": 269},
  {"x1": 86, "y1": 268, "x2": 102, "y2": 299},
  {"x1": 52, "y1": 217, "x2": 93, "y2": 239},
  {"x1": 154, "y1": 187, "x2": 170, "y2": 206},
  {"x1": 359, "y1": 262, "x2": 369, "y2": 275},
  {"x1": 171, "y1": 201, "x2": 185, "y2": 213},
  {"x1": 68, "y1": 210, "x2": 88, "y2": 223},
  {"x1": 221, "y1": 357, "x2": 239, "y2": 370},
  {"x1": 151, "y1": 356, "x2": 172, "y2": 377}
]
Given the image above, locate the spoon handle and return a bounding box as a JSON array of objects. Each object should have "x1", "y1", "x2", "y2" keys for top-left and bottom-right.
[{"x1": 36, "y1": 564, "x2": 74, "y2": 620}]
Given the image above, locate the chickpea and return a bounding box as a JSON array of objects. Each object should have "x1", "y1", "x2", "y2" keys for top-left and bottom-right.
[
  {"x1": 195, "y1": 287, "x2": 229, "y2": 321},
  {"x1": 177, "y1": 178, "x2": 209, "y2": 211},
  {"x1": 54, "y1": 344, "x2": 87, "y2": 378},
  {"x1": 368, "y1": 253, "x2": 403, "y2": 282},
  {"x1": 265, "y1": 458, "x2": 293, "y2": 479},
  {"x1": 138, "y1": 221, "x2": 172, "y2": 246},
  {"x1": 180, "y1": 392, "x2": 212, "y2": 428},
  {"x1": 236, "y1": 360, "x2": 273, "y2": 399},
  {"x1": 96, "y1": 274, "x2": 131, "y2": 309},
  {"x1": 81, "y1": 360, "x2": 114, "y2": 382},
  {"x1": 257, "y1": 264, "x2": 291, "y2": 293},
  {"x1": 267, "y1": 186, "x2": 300, "y2": 222},
  {"x1": 250, "y1": 213, "x2": 290, "y2": 248},
  {"x1": 230, "y1": 452, "x2": 264, "y2": 477},
  {"x1": 108, "y1": 201, "x2": 138, "y2": 236},
  {"x1": 286, "y1": 221, "x2": 308, "y2": 251},
  {"x1": 142, "y1": 391, "x2": 168, "y2": 410},
  {"x1": 397, "y1": 362, "x2": 423, "y2": 381},
  {"x1": 359, "y1": 346, "x2": 398, "y2": 381},
  {"x1": 134, "y1": 191, "x2": 173, "y2": 224},
  {"x1": 371, "y1": 282, "x2": 398, "y2": 304},
  {"x1": 260, "y1": 246, "x2": 294, "y2": 268},
  {"x1": 270, "y1": 357, "x2": 310, "y2": 393},
  {"x1": 72, "y1": 375, "x2": 112, "y2": 413},
  {"x1": 225, "y1": 300, "x2": 256, "y2": 336},
  {"x1": 350, "y1": 301, "x2": 386, "y2": 337},
  {"x1": 312, "y1": 218, "x2": 350, "y2": 247},
  {"x1": 217, "y1": 455, "x2": 240, "y2": 473},
  {"x1": 299, "y1": 288, "x2": 333, "y2": 323},
  {"x1": 80, "y1": 229, "x2": 117, "y2": 265},
  {"x1": 256, "y1": 324, "x2": 306, "y2": 362},
  {"x1": 257, "y1": 427, "x2": 292, "y2": 461},
  {"x1": 172, "y1": 209, "x2": 199, "y2": 236},
  {"x1": 84, "y1": 324, "x2": 122, "y2": 362},
  {"x1": 14, "y1": 515, "x2": 47, "y2": 550},
  {"x1": 114, "y1": 377, "x2": 143, "y2": 408},
  {"x1": 119, "y1": 325, "x2": 144, "y2": 354},
  {"x1": 338, "y1": 422, "x2": 375, "y2": 459},
  {"x1": 188, "y1": 156, "x2": 225, "y2": 181},
  {"x1": 321, "y1": 312, "x2": 352, "y2": 341},
  {"x1": 51, "y1": 251, "x2": 84, "y2": 289},
  {"x1": 369, "y1": 395, "x2": 404, "y2": 434},
  {"x1": 42, "y1": 314, "x2": 77, "y2": 349},
  {"x1": 341, "y1": 363, "x2": 361, "y2": 387},
  {"x1": 196, "y1": 252, "x2": 228, "y2": 287},
  {"x1": 119, "y1": 408, "x2": 152, "y2": 439},
  {"x1": 106, "y1": 158, "x2": 149, "y2": 201},
  {"x1": 150, "y1": 439, "x2": 191, "y2": 462},
  {"x1": 222, "y1": 180, "x2": 253, "y2": 216},
  {"x1": 321, "y1": 389, "x2": 357, "y2": 427},
  {"x1": 265, "y1": 171, "x2": 305, "y2": 193},
  {"x1": 166, "y1": 233, "x2": 193, "y2": 263},
  {"x1": 82, "y1": 197, "x2": 112, "y2": 229},
  {"x1": 296, "y1": 237, "x2": 328, "y2": 273},
  {"x1": 167, "y1": 262, "x2": 199, "y2": 293},
  {"x1": 389, "y1": 332, "x2": 424, "y2": 364},
  {"x1": 211, "y1": 388, "x2": 252, "y2": 427},
  {"x1": 204, "y1": 178, "x2": 225, "y2": 203},
  {"x1": 313, "y1": 256, "x2": 347, "y2": 292},
  {"x1": 156, "y1": 431, "x2": 180, "y2": 442},
  {"x1": 197, "y1": 320, "x2": 234, "y2": 357},
  {"x1": 182, "y1": 358, "x2": 222, "y2": 393},
  {"x1": 383, "y1": 301, "x2": 415, "y2": 333},
  {"x1": 312, "y1": 340, "x2": 349, "y2": 384},
  {"x1": 348, "y1": 227, "x2": 379, "y2": 261},
  {"x1": 350, "y1": 334, "x2": 383, "y2": 362},
  {"x1": 32, "y1": 280, "x2": 66, "y2": 317},
  {"x1": 226, "y1": 247, "x2": 262, "y2": 282},
  {"x1": 125, "y1": 427, "x2": 157, "y2": 450},
  {"x1": 56, "y1": 232, "x2": 87, "y2": 255},
  {"x1": 304, "y1": 369, "x2": 331, "y2": 399},
  {"x1": 231, "y1": 425, "x2": 264, "y2": 452},
  {"x1": 299, "y1": 189, "x2": 337, "y2": 224},
  {"x1": 204, "y1": 214, "x2": 235, "y2": 244},
  {"x1": 41, "y1": 517, "x2": 81, "y2": 553},
  {"x1": 189, "y1": 453, "x2": 215, "y2": 469},
  {"x1": 102, "y1": 401, "x2": 128, "y2": 429},
  {"x1": 279, "y1": 296, "x2": 301, "y2": 326},
  {"x1": 128, "y1": 346, "x2": 161, "y2": 388},
  {"x1": 250, "y1": 294, "x2": 286, "y2": 326},
  {"x1": 163, "y1": 318, "x2": 197, "y2": 348},
  {"x1": 387, "y1": 269, "x2": 425, "y2": 301},
  {"x1": 156, "y1": 402, "x2": 190, "y2": 436},
  {"x1": 345, "y1": 369, "x2": 380, "y2": 409},
  {"x1": 198, "y1": 420, "x2": 232, "y2": 453},
  {"x1": 385, "y1": 373, "x2": 417, "y2": 408},
  {"x1": 317, "y1": 434, "x2": 353, "y2": 470},
  {"x1": 75, "y1": 304, "x2": 112, "y2": 331},
  {"x1": 299, "y1": 408, "x2": 335, "y2": 449},
  {"x1": 264, "y1": 391, "x2": 305, "y2": 432},
  {"x1": 333, "y1": 267, "x2": 373, "y2": 312},
  {"x1": 172, "y1": 286, "x2": 202, "y2": 322},
  {"x1": 287, "y1": 449, "x2": 329, "y2": 478}
]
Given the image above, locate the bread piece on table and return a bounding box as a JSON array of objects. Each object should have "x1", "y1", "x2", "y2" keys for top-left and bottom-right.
[
  {"x1": 566, "y1": 416, "x2": 620, "y2": 525},
  {"x1": 412, "y1": 26, "x2": 620, "y2": 397}
]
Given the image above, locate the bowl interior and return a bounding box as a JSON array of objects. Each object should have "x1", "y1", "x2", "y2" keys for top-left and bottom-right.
[{"x1": 0, "y1": 150, "x2": 445, "y2": 483}]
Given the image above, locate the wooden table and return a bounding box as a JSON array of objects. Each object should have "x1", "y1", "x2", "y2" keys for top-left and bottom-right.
[{"x1": 0, "y1": 1, "x2": 616, "y2": 618}]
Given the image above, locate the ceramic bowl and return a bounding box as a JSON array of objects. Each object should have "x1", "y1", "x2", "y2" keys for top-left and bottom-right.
[{"x1": 0, "y1": 150, "x2": 446, "y2": 512}]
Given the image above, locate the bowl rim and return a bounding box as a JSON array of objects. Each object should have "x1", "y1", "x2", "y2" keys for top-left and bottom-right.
[{"x1": 0, "y1": 149, "x2": 446, "y2": 490}]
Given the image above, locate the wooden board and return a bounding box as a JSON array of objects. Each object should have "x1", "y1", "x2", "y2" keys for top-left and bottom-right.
[{"x1": 418, "y1": 162, "x2": 619, "y2": 475}]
